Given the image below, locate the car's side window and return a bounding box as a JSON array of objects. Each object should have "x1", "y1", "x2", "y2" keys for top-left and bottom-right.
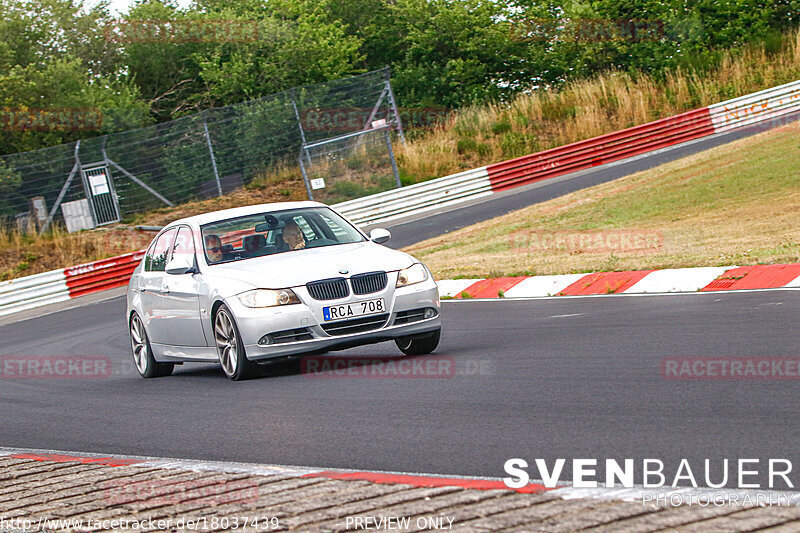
[
  {"x1": 319, "y1": 213, "x2": 350, "y2": 240},
  {"x1": 293, "y1": 215, "x2": 317, "y2": 240},
  {"x1": 147, "y1": 228, "x2": 177, "y2": 272},
  {"x1": 143, "y1": 240, "x2": 157, "y2": 271},
  {"x1": 170, "y1": 226, "x2": 196, "y2": 263}
]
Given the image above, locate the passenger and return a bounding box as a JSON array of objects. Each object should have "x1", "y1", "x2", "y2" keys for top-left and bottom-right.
[
  {"x1": 280, "y1": 219, "x2": 307, "y2": 251},
  {"x1": 204, "y1": 234, "x2": 223, "y2": 263}
]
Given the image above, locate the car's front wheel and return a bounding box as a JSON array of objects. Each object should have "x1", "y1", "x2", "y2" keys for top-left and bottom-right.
[
  {"x1": 395, "y1": 328, "x2": 441, "y2": 356},
  {"x1": 130, "y1": 312, "x2": 174, "y2": 378},
  {"x1": 214, "y1": 304, "x2": 258, "y2": 381}
]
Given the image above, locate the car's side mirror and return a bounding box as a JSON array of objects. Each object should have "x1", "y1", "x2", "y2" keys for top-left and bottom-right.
[
  {"x1": 369, "y1": 228, "x2": 391, "y2": 244},
  {"x1": 165, "y1": 255, "x2": 196, "y2": 275}
]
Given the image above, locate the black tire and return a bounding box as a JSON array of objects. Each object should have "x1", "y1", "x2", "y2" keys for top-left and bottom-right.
[
  {"x1": 130, "y1": 312, "x2": 174, "y2": 378},
  {"x1": 213, "y1": 304, "x2": 258, "y2": 381},
  {"x1": 395, "y1": 328, "x2": 441, "y2": 356}
]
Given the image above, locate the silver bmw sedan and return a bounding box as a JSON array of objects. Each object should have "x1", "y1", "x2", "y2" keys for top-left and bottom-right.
[{"x1": 126, "y1": 201, "x2": 441, "y2": 380}]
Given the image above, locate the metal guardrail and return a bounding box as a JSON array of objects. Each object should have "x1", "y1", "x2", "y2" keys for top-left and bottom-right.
[
  {"x1": 0, "y1": 270, "x2": 70, "y2": 317},
  {"x1": 0, "y1": 252, "x2": 145, "y2": 317},
  {"x1": 709, "y1": 79, "x2": 800, "y2": 132},
  {"x1": 486, "y1": 107, "x2": 715, "y2": 192},
  {"x1": 1, "y1": 79, "x2": 799, "y2": 317},
  {"x1": 333, "y1": 166, "x2": 491, "y2": 226},
  {"x1": 337, "y1": 79, "x2": 800, "y2": 226}
]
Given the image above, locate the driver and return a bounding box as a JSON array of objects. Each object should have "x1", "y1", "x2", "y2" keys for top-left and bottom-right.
[
  {"x1": 282, "y1": 219, "x2": 306, "y2": 250},
  {"x1": 204, "y1": 234, "x2": 223, "y2": 263}
]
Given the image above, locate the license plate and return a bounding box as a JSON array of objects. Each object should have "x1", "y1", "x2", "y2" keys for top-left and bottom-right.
[{"x1": 323, "y1": 298, "x2": 385, "y2": 321}]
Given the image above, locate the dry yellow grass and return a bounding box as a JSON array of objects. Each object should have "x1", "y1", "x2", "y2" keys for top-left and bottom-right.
[
  {"x1": 404, "y1": 121, "x2": 800, "y2": 279},
  {"x1": 0, "y1": 226, "x2": 154, "y2": 281},
  {"x1": 396, "y1": 30, "x2": 800, "y2": 181}
]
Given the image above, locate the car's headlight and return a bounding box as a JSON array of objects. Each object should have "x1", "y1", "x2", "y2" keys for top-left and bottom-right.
[
  {"x1": 396, "y1": 263, "x2": 429, "y2": 287},
  {"x1": 238, "y1": 289, "x2": 300, "y2": 308}
]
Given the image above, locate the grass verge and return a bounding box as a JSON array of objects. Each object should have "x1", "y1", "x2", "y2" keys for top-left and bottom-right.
[{"x1": 404, "y1": 121, "x2": 800, "y2": 279}]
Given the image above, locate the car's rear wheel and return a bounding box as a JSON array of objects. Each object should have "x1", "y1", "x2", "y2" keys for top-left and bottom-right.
[
  {"x1": 214, "y1": 305, "x2": 258, "y2": 381},
  {"x1": 395, "y1": 328, "x2": 441, "y2": 356},
  {"x1": 130, "y1": 312, "x2": 174, "y2": 378}
]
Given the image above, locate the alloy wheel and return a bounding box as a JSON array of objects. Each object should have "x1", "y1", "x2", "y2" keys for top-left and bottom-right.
[
  {"x1": 214, "y1": 309, "x2": 239, "y2": 376},
  {"x1": 130, "y1": 314, "x2": 149, "y2": 374}
]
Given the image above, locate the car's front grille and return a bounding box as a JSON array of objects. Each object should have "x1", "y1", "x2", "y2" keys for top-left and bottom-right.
[
  {"x1": 307, "y1": 278, "x2": 349, "y2": 300},
  {"x1": 393, "y1": 308, "x2": 428, "y2": 325},
  {"x1": 321, "y1": 314, "x2": 390, "y2": 336},
  {"x1": 267, "y1": 327, "x2": 314, "y2": 344},
  {"x1": 351, "y1": 271, "x2": 388, "y2": 295}
]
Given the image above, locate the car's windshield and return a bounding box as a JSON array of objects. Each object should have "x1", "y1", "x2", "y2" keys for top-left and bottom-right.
[{"x1": 200, "y1": 207, "x2": 365, "y2": 265}]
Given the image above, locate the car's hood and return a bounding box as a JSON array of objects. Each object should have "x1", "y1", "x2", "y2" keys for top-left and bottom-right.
[{"x1": 207, "y1": 242, "x2": 416, "y2": 290}]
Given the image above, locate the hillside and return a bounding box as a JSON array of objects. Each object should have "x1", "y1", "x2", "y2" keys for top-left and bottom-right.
[{"x1": 406, "y1": 121, "x2": 800, "y2": 279}]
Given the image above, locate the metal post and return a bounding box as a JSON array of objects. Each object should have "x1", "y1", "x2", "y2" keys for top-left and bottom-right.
[
  {"x1": 298, "y1": 156, "x2": 314, "y2": 201},
  {"x1": 384, "y1": 128, "x2": 401, "y2": 188},
  {"x1": 364, "y1": 84, "x2": 389, "y2": 129},
  {"x1": 291, "y1": 89, "x2": 313, "y2": 167},
  {"x1": 202, "y1": 114, "x2": 223, "y2": 197},
  {"x1": 106, "y1": 158, "x2": 174, "y2": 207},
  {"x1": 384, "y1": 71, "x2": 406, "y2": 145},
  {"x1": 79, "y1": 162, "x2": 100, "y2": 228},
  {"x1": 41, "y1": 140, "x2": 81, "y2": 233},
  {"x1": 100, "y1": 136, "x2": 122, "y2": 222}
]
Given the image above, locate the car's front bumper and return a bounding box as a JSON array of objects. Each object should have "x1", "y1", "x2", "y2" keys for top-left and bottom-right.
[{"x1": 225, "y1": 279, "x2": 441, "y2": 361}]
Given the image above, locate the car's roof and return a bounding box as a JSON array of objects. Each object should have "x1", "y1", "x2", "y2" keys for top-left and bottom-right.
[{"x1": 166, "y1": 201, "x2": 328, "y2": 228}]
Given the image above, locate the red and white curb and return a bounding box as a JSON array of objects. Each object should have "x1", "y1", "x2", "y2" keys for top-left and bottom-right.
[
  {"x1": 2, "y1": 447, "x2": 799, "y2": 507},
  {"x1": 438, "y1": 263, "x2": 800, "y2": 299}
]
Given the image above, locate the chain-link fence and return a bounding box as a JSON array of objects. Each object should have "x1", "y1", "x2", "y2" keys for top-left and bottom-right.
[
  {"x1": 0, "y1": 67, "x2": 404, "y2": 233},
  {"x1": 299, "y1": 126, "x2": 401, "y2": 205}
]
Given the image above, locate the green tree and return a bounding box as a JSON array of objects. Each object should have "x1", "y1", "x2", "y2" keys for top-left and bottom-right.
[{"x1": 0, "y1": 0, "x2": 151, "y2": 154}]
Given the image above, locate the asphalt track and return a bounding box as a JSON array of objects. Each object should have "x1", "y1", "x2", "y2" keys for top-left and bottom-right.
[
  {"x1": 2, "y1": 116, "x2": 800, "y2": 490},
  {"x1": 1, "y1": 290, "x2": 799, "y2": 488}
]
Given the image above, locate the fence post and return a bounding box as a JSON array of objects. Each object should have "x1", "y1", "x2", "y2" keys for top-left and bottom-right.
[
  {"x1": 385, "y1": 69, "x2": 406, "y2": 145},
  {"x1": 203, "y1": 113, "x2": 223, "y2": 197},
  {"x1": 291, "y1": 89, "x2": 313, "y2": 167},
  {"x1": 298, "y1": 155, "x2": 314, "y2": 201},
  {"x1": 384, "y1": 128, "x2": 401, "y2": 188},
  {"x1": 41, "y1": 140, "x2": 81, "y2": 233}
]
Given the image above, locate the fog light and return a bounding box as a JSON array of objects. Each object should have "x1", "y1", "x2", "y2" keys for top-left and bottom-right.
[
  {"x1": 258, "y1": 334, "x2": 272, "y2": 346},
  {"x1": 424, "y1": 307, "x2": 438, "y2": 319}
]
